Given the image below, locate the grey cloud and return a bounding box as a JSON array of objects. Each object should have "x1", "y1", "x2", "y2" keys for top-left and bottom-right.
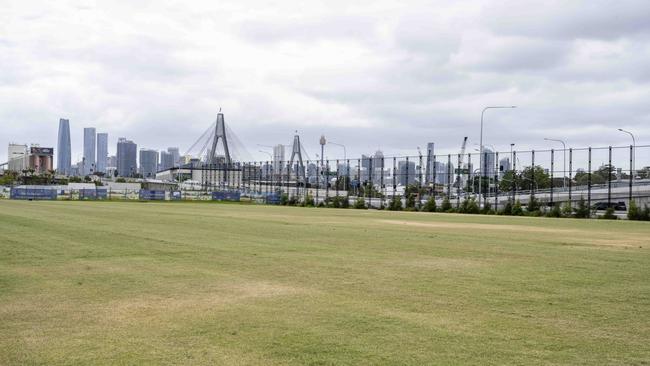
[{"x1": 483, "y1": 0, "x2": 650, "y2": 40}]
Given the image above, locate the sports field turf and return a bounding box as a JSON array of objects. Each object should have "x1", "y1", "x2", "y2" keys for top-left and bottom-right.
[{"x1": 0, "y1": 200, "x2": 649, "y2": 365}]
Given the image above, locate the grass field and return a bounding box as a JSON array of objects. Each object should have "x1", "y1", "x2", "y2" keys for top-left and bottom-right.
[{"x1": 1, "y1": 200, "x2": 649, "y2": 365}]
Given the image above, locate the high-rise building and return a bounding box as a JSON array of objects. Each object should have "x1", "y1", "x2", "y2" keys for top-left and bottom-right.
[
  {"x1": 107, "y1": 155, "x2": 117, "y2": 168},
  {"x1": 139, "y1": 149, "x2": 159, "y2": 178},
  {"x1": 160, "y1": 150, "x2": 174, "y2": 171},
  {"x1": 57, "y1": 118, "x2": 71, "y2": 175},
  {"x1": 425, "y1": 142, "x2": 435, "y2": 183},
  {"x1": 83, "y1": 127, "x2": 96, "y2": 175},
  {"x1": 398, "y1": 160, "x2": 416, "y2": 186},
  {"x1": 167, "y1": 147, "x2": 180, "y2": 167},
  {"x1": 481, "y1": 148, "x2": 496, "y2": 177},
  {"x1": 272, "y1": 144, "x2": 285, "y2": 174},
  {"x1": 96, "y1": 133, "x2": 108, "y2": 174},
  {"x1": 117, "y1": 138, "x2": 137, "y2": 177},
  {"x1": 499, "y1": 157, "x2": 511, "y2": 178}
]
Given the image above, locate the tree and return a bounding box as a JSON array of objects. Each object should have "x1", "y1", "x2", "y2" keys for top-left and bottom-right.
[
  {"x1": 499, "y1": 170, "x2": 518, "y2": 192},
  {"x1": 519, "y1": 166, "x2": 550, "y2": 191}
]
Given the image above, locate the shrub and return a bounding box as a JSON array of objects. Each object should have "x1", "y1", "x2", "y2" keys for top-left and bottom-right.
[
  {"x1": 304, "y1": 194, "x2": 315, "y2": 207},
  {"x1": 546, "y1": 204, "x2": 561, "y2": 218},
  {"x1": 642, "y1": 205, "x2": 650, "y2": 221},
  {"x1": 527, "y1": 195, "x2": 541, "y2": 213},
  {"x1": 500, "y1": 200, "x2": 513, "y2": 215},
  {"x1": 628, "y1": 200, "x2": 640, "y2": 220},
  {"x1": 441, "y1": 197, "x2": 452, "y2": 212},
  {"x1": 422, "y1": 197, "x2": 437, "y2": 212},
  {"x1": 481, "y1": 201, "x2": 493, "y2": 215},
  {"x1": 340, "y1": 196, "x2": 350, "y2": 208},
  {"x1": 287, "y1": 195, "x2": 299, "y2": 206},
  {"x1": 388, "y1": 197, "x2": 402, "y2": 211},
  {"x1": 561, "y1": 201, "x2": 573, "y2": 217},
  {"x1": 460, "y1": 198, "x2": 480, "y2": 214},
  {"x1": 353, "y1": 197, "x2": 367, "y2": 209},
  {"x1": 280, "y1": 193, "x2": 289, "y2": 206},
  {"x1": 574, "y1": 196, "x2": 590, "y2": 218},
  {"x1": 405, "y1": 194, "x2": 416, "y2": 210},
  {"x1": 512, "y1": 200, "x2": 524, "y2": 216},
  {"x1": 600, "y1": 207, "x2": 617, "y2": 220}
]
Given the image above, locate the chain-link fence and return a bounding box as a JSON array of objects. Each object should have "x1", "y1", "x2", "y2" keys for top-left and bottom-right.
[{"x1": 3, "y1": 145, "x2": 649, "y2": 217}]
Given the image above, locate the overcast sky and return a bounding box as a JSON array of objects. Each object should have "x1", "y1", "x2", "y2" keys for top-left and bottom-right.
[{"x1": 2, "y1": 0, "x2": 650, "y2": 164}]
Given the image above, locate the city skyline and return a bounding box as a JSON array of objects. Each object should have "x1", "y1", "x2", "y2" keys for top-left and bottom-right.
[{"x1": 2, "y1": 2, "x2": 650, "y2": 164}]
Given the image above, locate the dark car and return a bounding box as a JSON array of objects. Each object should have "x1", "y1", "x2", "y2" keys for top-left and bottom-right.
[{"x1": 592, "y1": 201, "x2": 627, "y2": 211}]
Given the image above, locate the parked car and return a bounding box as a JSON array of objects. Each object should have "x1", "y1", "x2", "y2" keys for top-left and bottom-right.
[{"x1": 592, "y1": 201, "x2": 627, "y2": 211}]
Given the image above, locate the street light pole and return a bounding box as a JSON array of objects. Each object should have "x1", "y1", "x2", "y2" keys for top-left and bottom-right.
[
  {"x1": 618, "y1": 128, "x2": 636, "y2": 180},
  {"x1": 544, "y1": 138, "x2": 567, "y2": 189},
  {"x1": 479, "y1": 106, "x2": 516, "y2": 206}
]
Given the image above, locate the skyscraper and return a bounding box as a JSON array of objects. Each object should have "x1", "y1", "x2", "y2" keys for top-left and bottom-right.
[
  {"x1": 272, "y1": 144, "x2": 285, "y2": 174},
  {"x1": 425, "y1": 142, "x2": 435, "y2": 183},
  {"x1": 167, "y1": 147, "x2": 180, "y2": 167},
  {"x1": 96, "y1": 133, "x2": 108, "y2": 174},
  {"x1": 57, "y1": 118, "x2": 71, "y2": 175},
  {"x1": 83, "y1": 127, "x2": 96, "y2": 175},
  {"x1": 160, "y1": 150, "x2": 174, "y2": 170},
  {"x1": 117, "y1": 138, "x2": 137, "y2": 177},
  {"x1": 139, "y1": 149, "x2": 159, "y2": 178}
]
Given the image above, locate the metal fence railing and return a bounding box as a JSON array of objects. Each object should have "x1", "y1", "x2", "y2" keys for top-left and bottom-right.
[{"x1": 2, "y1": 145, "x2": 649, "y2": 214}]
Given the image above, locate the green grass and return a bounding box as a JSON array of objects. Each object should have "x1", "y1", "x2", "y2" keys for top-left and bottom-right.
[{"x1": 1, "y1": 200, "x2": 649, "y2": 365}]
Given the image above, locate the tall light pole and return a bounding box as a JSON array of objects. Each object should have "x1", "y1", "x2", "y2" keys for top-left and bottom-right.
[
  {"x1": 618, "y1": 128, "x2": 636, "y2": 180},
  {"x1": 510, "y1": 143, "x2": 515, "y2": 172},
  {"x1": 544, "y1": 138, "x2": 567, "y2": 189},
  {"x1": 479, "y1": 106, "x2": 516, "y2": 206}
]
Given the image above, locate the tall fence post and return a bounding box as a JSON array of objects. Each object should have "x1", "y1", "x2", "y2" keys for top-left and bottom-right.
[
  {"x1": 568, "y1": 149, "x2": 573, "y2": 205},
  {"x1": 456, "y1": 153, "x2": 461, "y2": 208},
  {"x1": 531, "y1": 150, "x2": 536, "y2": 199},
  {"x1": 393, "y1": 157, "x2": 397, "y2": 202},
  {"x1": 607, "y1": 146, "x2": 612, "y2": 206},
  {"x1": 380, "y1": 157, "x2": 385, "y2": 208},
  {"x1": 494, "y1": 151, "x2": 499, "y2": 211},
  {"x1": 550, "y1": 149, "x2": 555, "y2": 207},
  {"x1": 357, "y1": 159, "x2": 361, "y2": 201},
  {"x1": 346, "y1": 159, "x2": 351, "y2": 204},
  {"x1": 587, "y1": 147, "x2": 591, "y2": 212},
  {"x1": 432, "y1": 154, "x2": 437, "y2": 201},
  {"x1": 447, "y1": 154, "x2": 452, "y2": 199},
  {"x1": 629, "y1": 145, "x2": 633, "y2": 206},
  {"x1": 325, "y1": 159, "x2": 330, "y2": 205},
  {"x1": 512, "y1": 151, "x2": 517, "y2": 203}
]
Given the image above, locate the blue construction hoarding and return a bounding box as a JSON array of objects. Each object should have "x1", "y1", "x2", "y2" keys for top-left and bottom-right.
[
  {"x1": 10, "y1": 187, "x2": 57, "y2": 200},
  {"x1": 211, "y1": 191, "x2": 241, "y2": 201},
  {"x1": 139, "y1": 190, "x2": 166, "y2": 200},
  {"x1": 265, "y1": 193, "x2": 282, "y2": 205}
]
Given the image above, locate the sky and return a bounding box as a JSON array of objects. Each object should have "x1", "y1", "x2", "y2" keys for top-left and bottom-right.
[{"x1": 1, "y1": 0, "x2": 650, "y2": 165}]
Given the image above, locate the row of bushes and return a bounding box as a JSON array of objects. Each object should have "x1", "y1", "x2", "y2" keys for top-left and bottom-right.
[{"x1": 277, "y1": 193, "x2": 650, "y2": 220}]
